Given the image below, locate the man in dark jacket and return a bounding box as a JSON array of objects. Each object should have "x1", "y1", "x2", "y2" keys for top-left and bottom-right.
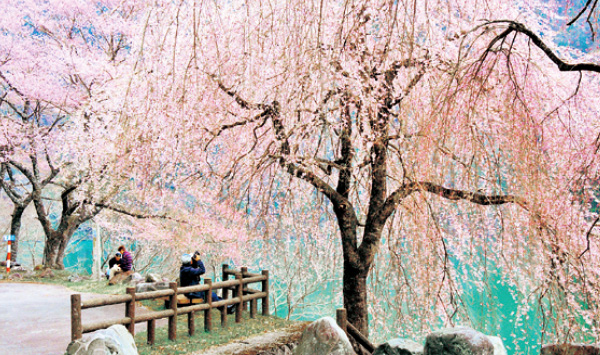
[
  {"x1": 117, "y1": 245, "x2": 133, "y2": 272},
  {"x1": 179, "y1": 253, "x2": 235, "y2": 313}
]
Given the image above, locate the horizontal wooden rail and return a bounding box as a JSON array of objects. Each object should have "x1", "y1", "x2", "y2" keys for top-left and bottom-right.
[
  {"x1": 83, "y1": 317, "x2": 131, "y2": 333},
  {"x1": 82, "y1": 295, "x2": 132, "y2": 309},
  {"x1": 135, "y1": 309, "x2": 175, "y2": 323},
  {"x1": 71, "y1": 264, "x2": 270, "y2": 346},
  {"x1": 135, "y1": 289, "x2": 174, "y2": 301}
]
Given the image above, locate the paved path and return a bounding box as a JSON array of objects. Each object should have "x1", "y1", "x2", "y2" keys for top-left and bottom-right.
[{"x1": 0, "y1": 282, "x2": 164, "y2": 355}]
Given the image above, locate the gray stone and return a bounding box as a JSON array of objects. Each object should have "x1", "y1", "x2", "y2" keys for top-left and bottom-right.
[
  {"x1": 135, "y1": 281, "x2": 171, "y2": 293},
  {"x1": 65, "y1": 324, "x2": 138, "y2": 355},
  {"x1": 293, "y1": 317, "x2": 355, "y2": 355},
  {"x1": 68, "y1": 275, "x2": 84, "y2": 282},
  {"x1": 541, "y1": 343, "x2": 600, "y2": 355},
  {"x1": 9, "y1": 273, "x2": 23, "y2": 280},
  {"x1": 145, "y1": 273, "x2": 161, "y2": 283},
  {"x1": 487, "y1": 336, "x2": 507, "y2": 355},
  {"x1": 374, "y1": 338, "x2": 423, "y2": 355},
  {"x1": 424, "y1": 326, "x2": 494, "y2": 355},
  {"x1": 126, "y1": 272, "x2": 145, "y2": 284},
  {"x1": 39, "y1": 268, "x2": 54, "y2": 278}
]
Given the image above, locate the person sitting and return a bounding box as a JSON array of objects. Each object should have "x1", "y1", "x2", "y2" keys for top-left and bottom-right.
[
  {"x1": 117, "y1": 245, "x2": 133, "y2": 273},
  {"x1": 180, "y1": 253, "x2": 235, "y2": 314},
  {"x1": 108, "y1": 245, "x2": 134, "y2": 285},
  {"x1": 106, "y1": 252, "x2": 122, "y2": 280}
]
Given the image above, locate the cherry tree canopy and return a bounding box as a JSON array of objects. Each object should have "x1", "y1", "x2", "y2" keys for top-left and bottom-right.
[{"x1": 3, "y1": 0, "x2": 600, "y2": 351}]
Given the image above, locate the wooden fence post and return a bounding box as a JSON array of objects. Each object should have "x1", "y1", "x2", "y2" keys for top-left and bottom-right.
[
  {"x1": 235, "y1": 272, "x2": 243, "y2": 323},
  {"x1": 221, "y1": 264, "x2": 229, "y2": 327},
  {"x1": 147, "y1": 319, "x2": 155, "y2": 345},
  {"x1": 261, "y1": 270, "x2": 269, "y2": 316},
  {"x1": 250, "y1": 298, "x2": 257, "y2": 319},
  {"x1": 204, "y1": 278, "x2": 212, "y2": 332},
  {"x1": 71, "y1": 294, "x2": 82, "y2": 341},
  {"x1": 336, "y1": 308, "x2": 347, "y2": 334},
  {"x1": 188, "y1": 312, "x2": 195, "y2": 336},
  {"x1": 125, "y1": 287, "x2": 136, "y2": 335},
  {"x1": 241, "y1": 267, "x2": 249, "y2": 311},
  {"x1": 168, "y1": 282, "x2": 177, "y2": 341}
]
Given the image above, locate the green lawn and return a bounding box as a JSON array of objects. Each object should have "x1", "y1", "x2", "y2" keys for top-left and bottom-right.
[{"x1": 135, "y1": 300, "x2": 304, "y2": 355}]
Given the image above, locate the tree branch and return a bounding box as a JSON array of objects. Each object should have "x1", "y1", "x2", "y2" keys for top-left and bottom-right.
[
  {"x1": 484, "y1": 21, "x2": 600, "y2": 73},
  {"x1": 380, "y1": 181, "x2": 526, "y2": 225}
]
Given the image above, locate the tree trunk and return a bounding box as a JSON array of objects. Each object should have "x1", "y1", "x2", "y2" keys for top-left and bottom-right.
[
  {"x1": 343, "y1": 262, "x2": 369, "y2": 337},
  {"x1": 9, "y1": 205, "x2": 25, "y2": 263},
  {"x1": 43, "y1": 233, "x2": 61, "y2": 268},
  {"x1": 54, "y1": 232, "x2": 73, "y2": 270}
]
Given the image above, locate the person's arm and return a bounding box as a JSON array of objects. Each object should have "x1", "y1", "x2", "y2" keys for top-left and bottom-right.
[{"x1": 192, "y1": 253, "x2": 206, "y2": 275}]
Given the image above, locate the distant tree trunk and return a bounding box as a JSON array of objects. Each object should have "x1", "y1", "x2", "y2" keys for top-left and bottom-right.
[
  {"x1": 43, "y1": 233, "x2": 61, "y2": 268},
  {"x1": 55, "y1": 228, "x2": 77, "y2": 270},
  {"x1": 9, "y1": 205, "x2": 25, "y2": 263}
]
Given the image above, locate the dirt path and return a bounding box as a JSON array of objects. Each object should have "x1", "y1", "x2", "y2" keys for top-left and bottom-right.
[{"x1": 0, "y1": 282, "x2": 165, "y2": 355}]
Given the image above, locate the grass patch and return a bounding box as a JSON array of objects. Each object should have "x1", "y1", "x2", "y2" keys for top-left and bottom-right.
[{"x1": 135, "y1": 302, "x2": 303, "y2": 355}]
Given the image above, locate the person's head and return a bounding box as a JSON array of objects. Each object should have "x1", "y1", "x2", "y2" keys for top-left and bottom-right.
[
  {"x1": 193, "y1": 251, "x2": 201, "y2": 261},
  {"x1": 181, "y1": 253, "x2": 192, "y2": 265},
  {"x1": 115, "y1": 252, "x2": 122, "y2": 260},
  {"x1": 118, "y1": 245, "x2": 126, "y2": 253}
]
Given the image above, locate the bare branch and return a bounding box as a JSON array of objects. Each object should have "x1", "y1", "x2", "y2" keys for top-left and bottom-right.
[{"x1": 483, "y1": 21, "x2": 600, "y2": 73}]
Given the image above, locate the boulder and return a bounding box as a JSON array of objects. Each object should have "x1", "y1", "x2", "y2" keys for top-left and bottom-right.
[
  {"x1": 487, "y1": 336, "x2": 507, "y2": 355},
  {"x1": 374, "y1": 338, "x2": 423, "y2": 355},
  {"x1": 424, "y1": 326, "x2": 494, "y2": 355},
  {"x1": 126, "y1": 272, "x2": 145, "y2": 284},
  {"x1": 39, "y1": 268, "x2": 54, "y2": 278},
  {"x1": 8, "y1": 272, "x2": 23, "y2": 280},
  {"x1": 541, "y1": 343, "x2": 600, "y2": 355},
  {"x1": 65, "y1": 324, "x2": 138, "y2": 355},
  {"x1": 145, "y1": 273, "x2": 161, "y2": 283},
  {"x1": 68, "y1": 275, "x2": 84, "y2": 282},
  {"x1": 293, "y1": 317, "x2": 355, "y2": 355},
  {"x1": 135, "y1": 281, "x2": 171, "y2": 293}
]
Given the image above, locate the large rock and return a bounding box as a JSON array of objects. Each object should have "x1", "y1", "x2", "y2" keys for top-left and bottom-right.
[
  {"x1": 374, "y1": 338, "x2": 423, "y2": 355},
  {"x1": 487, "y1": 336, "x2": 507, "y2": 355},
  {"x1": 293, "y1": 317, "x2": 355, "y2": 355},
  {"x1": 65, "y1": 324, "x2": 138, "y2": 355},
  {"x1": 127, "y1": 272, "x2": 145, "y2": 284},
  {"x1": 135, "y1": 281, "x2": 171, "y2": 293},
  {"x1": 145, "y1": 273, "x2": 161, "y2": 283},
  {"x1": 424, "y1": 326, "x2": 494, "y2": 355},
  {"x1": 541, "y1": 343, "x2": 600, "y2": 355}
]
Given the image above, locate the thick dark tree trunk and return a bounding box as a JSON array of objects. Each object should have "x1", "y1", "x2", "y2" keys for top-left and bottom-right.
[
  {"x1": 343, "y1": 262, "x2": 369, "y2": 336},
  {"x1": 9, "y1": 205, "x2": 25, "y2": 263},
  {"x1": 54, "y1": 231, "x2": 74, "y2": 270},
  {"x1": 43, "y1": 234, "x2": 61, "y2": 268}
]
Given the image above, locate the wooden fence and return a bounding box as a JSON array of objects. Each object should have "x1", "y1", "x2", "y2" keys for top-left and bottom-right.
[
  {"x1": 336, "y1": 308, "x2": 376, "y2": 354},
  {"x1": 71, "y1": 264, "x2": 269, "y2": 345}
]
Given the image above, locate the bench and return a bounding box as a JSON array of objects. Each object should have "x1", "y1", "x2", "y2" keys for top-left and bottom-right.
[{"x1": 161, "y1": 294, "x2": 204, "y2": 308}]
